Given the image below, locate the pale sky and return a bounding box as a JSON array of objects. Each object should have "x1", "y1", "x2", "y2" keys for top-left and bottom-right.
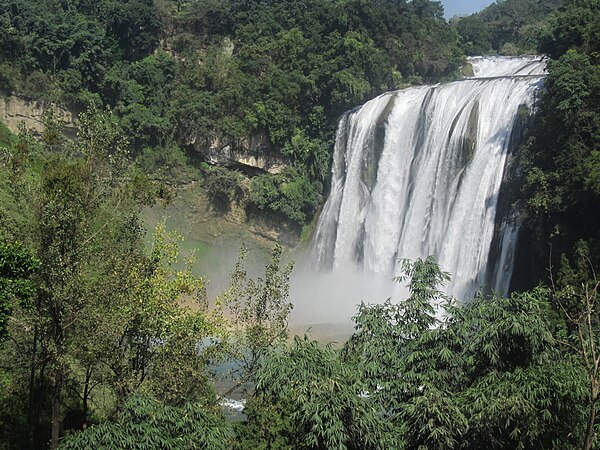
[{"x1": 441, "y1": 0, "x2": 496, "y2": 19}]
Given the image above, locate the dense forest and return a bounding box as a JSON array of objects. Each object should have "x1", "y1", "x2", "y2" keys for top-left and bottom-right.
[{"x1": 0, "y1": 0, "x2": 599, "y2": 449}]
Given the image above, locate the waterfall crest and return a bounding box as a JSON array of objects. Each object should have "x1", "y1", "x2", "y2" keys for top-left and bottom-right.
[{"x1": 309, "y1": 56, "x2": 546, "y2": 300}]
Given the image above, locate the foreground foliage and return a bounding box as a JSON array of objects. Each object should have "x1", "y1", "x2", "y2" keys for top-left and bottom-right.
[
  {"x1": 59, "y1": 394, "x2": 231, "y2": 450},
  {"x1": 234, "y1": 257, "x2": 594, "y2": 449},
  {"x1": 1, "y1": 116, "x2": 598, "y2": 447},
  {"x1": 0, "y1": 110, "x2": 225, "y2": 449},
  {"x1": 239, "y1": 336, "x2": 398, "y2": 450}
]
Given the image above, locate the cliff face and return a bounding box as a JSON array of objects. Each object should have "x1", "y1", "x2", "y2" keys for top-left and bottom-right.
[
  {"x1": 190, "y1": 132, "x2": 288, "y2": 175},
  {"x1": 0, "y1": 93, "x2": 77, "y2": 136}
]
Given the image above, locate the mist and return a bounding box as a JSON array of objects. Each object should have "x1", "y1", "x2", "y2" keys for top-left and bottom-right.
[{"x1": 289, "y1": 263, "x2": 399, "y2": 325}]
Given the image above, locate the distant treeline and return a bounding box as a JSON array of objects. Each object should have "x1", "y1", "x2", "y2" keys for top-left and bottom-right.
[{"x1": 452, "y1": 0, "x2": 563, "y2": 55}]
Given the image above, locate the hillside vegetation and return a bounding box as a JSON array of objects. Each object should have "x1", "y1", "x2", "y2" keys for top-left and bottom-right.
[{"x1": 0, "y1": 0, "x2": 463, "y2": 227}]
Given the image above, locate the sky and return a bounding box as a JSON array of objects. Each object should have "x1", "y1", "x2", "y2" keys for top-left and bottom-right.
[{"x1": 441, "y1": 0, "x2": 496, "y2": 19}]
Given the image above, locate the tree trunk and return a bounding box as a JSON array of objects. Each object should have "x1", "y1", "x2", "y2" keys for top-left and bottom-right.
[
  {"x1": 50, "y1": 371, "x2": 63, "y2": 450},
  {"x1": 583, "y1": 390, "x2": 598, "y2": 450},
  {"x1": 82, "y1": 367, "x2": 92, "y2": 430},
  {"x1": 27, "y1": 327, "x2": 38, "y2": 450}
]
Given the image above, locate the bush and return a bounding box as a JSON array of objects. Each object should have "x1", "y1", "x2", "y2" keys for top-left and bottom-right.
[
  {"x1": 0, "y1": 64, "x2": 19, "y2": 92},
  {"x1": 249, "y1": 168, "x2": 322, "y2": 225},
  {"x1": 59, "y1": 394, "x2": 232, "y2": 450},
  {"x1": 0, "y1": 121, "x2": 13, "y2": 147},
  {"x1": 23, "y1": 71, "x2": 55, "y2": 100},
  {"x1": 203, "y1": 166, "x2": 245, "y2": 212},
  {"x1": 137, "y1": 145, "x2": 187, "y2": 173}
]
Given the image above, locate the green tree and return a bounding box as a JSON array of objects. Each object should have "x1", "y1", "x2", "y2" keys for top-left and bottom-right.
[
  {"x1": 345, "y1": 257, "x2": 586, "y2": 449},
  {"x1": 217, "y1": 244, "x2": 293, "y2": 396},
  {"x1": 203, "y1": 165, "x2": 245, "y2": 213},
  {"x1": 240, "y1": 335, "x2": 398, "y2": 450},
  {"x1": 0, "y1": 240, "x2": 37, "y2": 341},
  {"x1": 20, "y1": 106, "x2": 139, "y2": 449},
  {"x1": 512, "y1": 0, "x2": 600, "y2": 287},
  {"x1": 459, "y1": 0, "x2": 562, "y2": 54},
  {"x1": 346, "y1": 257, "x2": 448, "y2": 409},
  {"x1": 0, "y1": 240, "x2": 38, "y2": 448},
  {"x1": 98, "y1": 223, "x2": 221, "y2": 406},
  {"x1": 0, "y1": 107, "x2": 223, "y2": 448},
  {"x1": 452, "y1": 15, "x2": 492, "y2": 55},
  {"x1": 249, "y1": 168, "x2": 322, "y2": 225},
  {"x1": 551, "y1": 245, "x2": 600, "y2": 449}
]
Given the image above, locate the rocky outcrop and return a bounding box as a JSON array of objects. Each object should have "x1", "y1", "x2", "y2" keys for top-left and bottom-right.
[
  {"x1": 193, "y1": 132, "x2": 288, "y2": 174},
  {"x1": 0, "y1": 93, "x2": 77, "y2": 136}
]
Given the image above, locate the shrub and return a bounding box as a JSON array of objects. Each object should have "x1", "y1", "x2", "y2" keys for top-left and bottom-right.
[
  {"x1": 249, "y1": 167, "x2": 322, "y2": 225},
  {"x1": 203, "y1": 166, "x2": 245, "y2": 212}
]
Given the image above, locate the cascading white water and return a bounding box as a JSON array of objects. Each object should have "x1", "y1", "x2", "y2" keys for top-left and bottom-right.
[
  {"x1": 468, "y1": 55, "x2": 547, "y2": 78},
  {"x1": 309, "y1": 56, "x2": 546, "y2": 301}
]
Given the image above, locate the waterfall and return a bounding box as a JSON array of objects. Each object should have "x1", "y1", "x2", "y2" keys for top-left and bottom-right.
[{"x1": 309, "y1": 56, "x2": 546, "y2": 301}]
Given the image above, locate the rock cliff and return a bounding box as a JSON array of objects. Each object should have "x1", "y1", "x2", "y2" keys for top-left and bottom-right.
[
  {"x1": 191, "y1": 132, "x2": 288, "y2": 175},
  {"x1": 0, "y1": 93, "x2": 77, "y2": 136}
]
